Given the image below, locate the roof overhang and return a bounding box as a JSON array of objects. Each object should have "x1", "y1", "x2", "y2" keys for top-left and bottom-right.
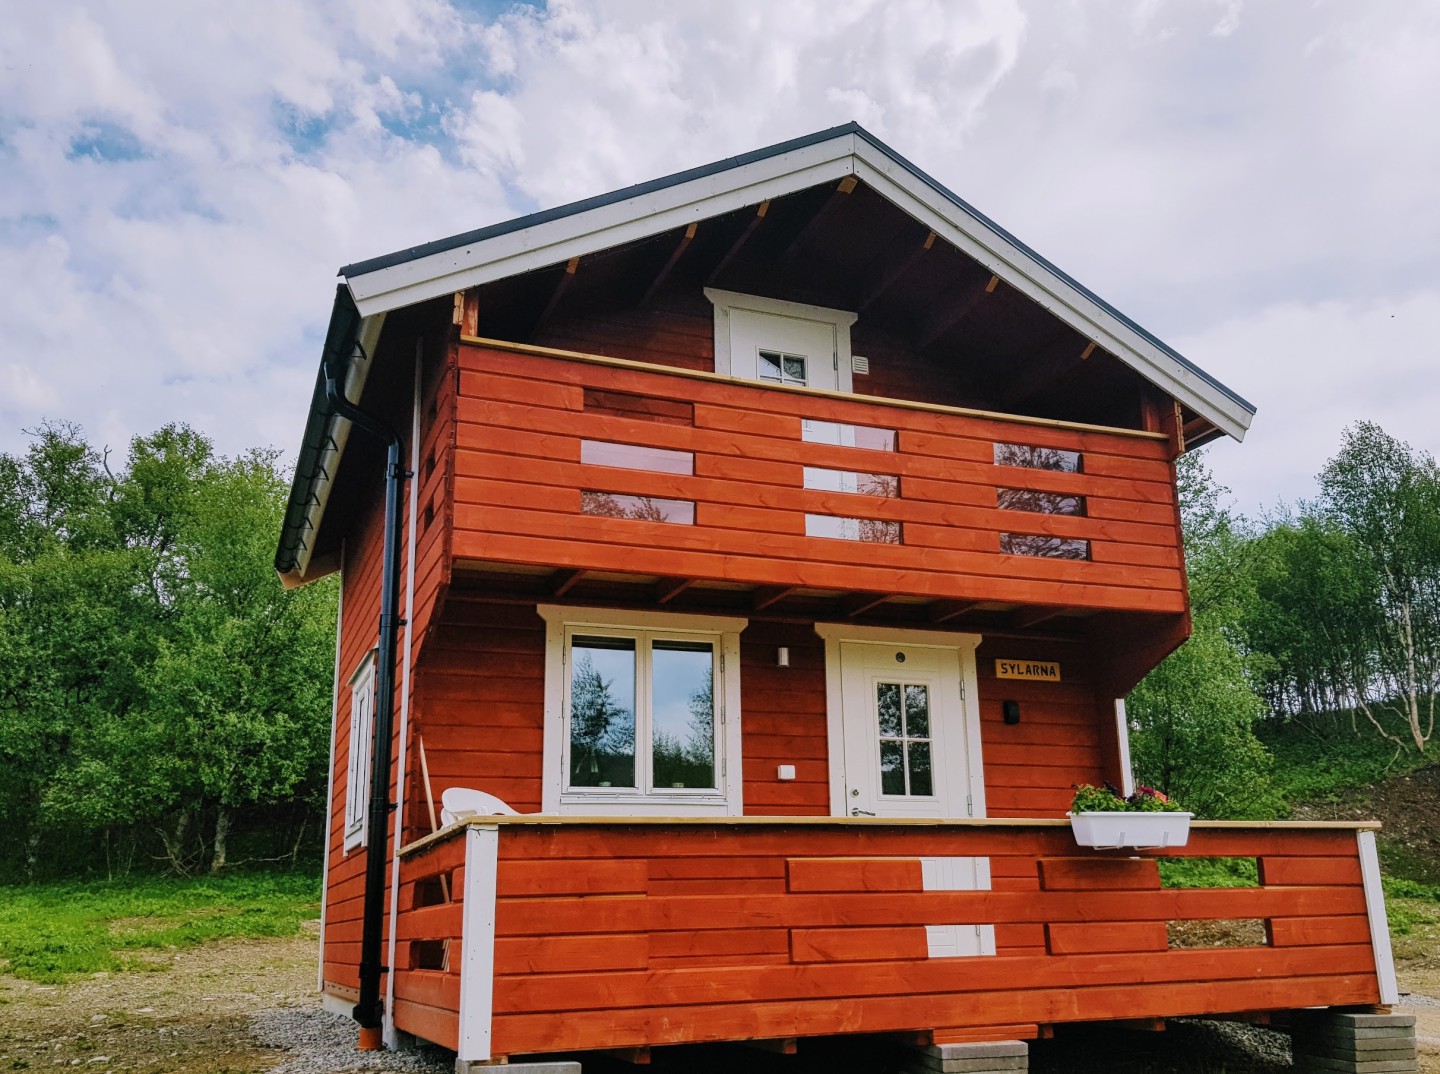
[
  {"x1": 341, "y1": 123, "x2": 1255, "y2": 442},
  {"x1": 274, "y1": 286, "x2": 385, "y2": 587}
]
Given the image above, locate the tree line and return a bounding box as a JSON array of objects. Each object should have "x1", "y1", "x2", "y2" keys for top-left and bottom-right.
[
  {"x1": 1, "y1": 417, "x2": 1435, "y2": 880},
  {"x1": 0, "y1": 423, "x2": 335, "y2": 880},
  {"x1": 1129, "y1": 421, "x2": 1440, "y2": 817}
]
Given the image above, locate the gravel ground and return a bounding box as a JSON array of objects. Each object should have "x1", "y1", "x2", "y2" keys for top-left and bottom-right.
[{"x1": 250, "y1": 1008, "x2": 451, "y2": 1074}]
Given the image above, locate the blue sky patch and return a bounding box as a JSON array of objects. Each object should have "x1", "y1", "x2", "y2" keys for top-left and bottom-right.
[{"x1": 67, "y1": 121, "x2": 148, "y2": 163}]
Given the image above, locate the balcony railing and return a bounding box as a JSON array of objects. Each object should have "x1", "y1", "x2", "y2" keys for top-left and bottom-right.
[
  {"x1": 450, "y1": 340, "x2": 1186, "y2": 614},
  {"x1": 391, "y1": 816, "x2": 1394, "y2": 1064}
]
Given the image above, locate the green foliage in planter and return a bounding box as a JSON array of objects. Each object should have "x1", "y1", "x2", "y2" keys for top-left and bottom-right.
[{"x1": 1071, "y1": 783, "x2": 1186, "y2": 814}]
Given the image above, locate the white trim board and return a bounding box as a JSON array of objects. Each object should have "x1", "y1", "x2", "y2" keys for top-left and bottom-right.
[
  {"x1": 343, "y1": 130, "x2": 1251, "y2": 441},
  {"x1": 456, "y1": 825, "x2": 499, "y2": 1063},
  {"x1": 1356, "y1": 829, "x2": 1400, "y2": 1005}
]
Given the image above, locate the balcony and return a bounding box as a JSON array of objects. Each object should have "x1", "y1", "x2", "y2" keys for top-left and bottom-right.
[
  {"x1": 391, "y1": 817, "x2": 1393, "y2": 1064},
  {"x1": 449, "y1": 341, "x2": 1186, "y2": 616}
]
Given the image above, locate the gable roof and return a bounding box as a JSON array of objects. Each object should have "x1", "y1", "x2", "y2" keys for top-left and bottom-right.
[
  {"x1": 340, "y1": 122, "x2": 1255, "y2": 440},
  {"x1": 276, "y1": 123, "x2": 1255, "y2": 585}
]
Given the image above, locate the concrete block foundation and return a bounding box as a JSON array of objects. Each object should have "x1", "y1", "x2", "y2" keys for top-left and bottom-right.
[
  {"x1": 903, "y1": 1039, "x2": 1029, "y2": 1074},
  {"x1": 1291, "y1": 1010, "x2": 1418, "y2": 1074}
]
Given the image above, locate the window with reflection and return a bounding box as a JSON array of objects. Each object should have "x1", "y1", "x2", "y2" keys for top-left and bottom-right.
[
  {"x1": 565, "y1": 631, "x2": 720, "y2": 797},
  {"x1": 876, "y1": 681, "x2": 934, "y2": 797}
]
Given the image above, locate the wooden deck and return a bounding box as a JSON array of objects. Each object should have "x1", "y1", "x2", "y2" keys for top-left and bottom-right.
[
  {"x1": 449, "y1": 340, "x2": 1186, "y2": 614},
  {"x1": 389, "y1": 817, "x2": 1393, "y2": 1062}
]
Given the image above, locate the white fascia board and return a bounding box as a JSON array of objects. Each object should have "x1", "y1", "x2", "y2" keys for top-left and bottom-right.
[
  {"x1": 346, "y1": 135, "x2": 861, "y2": 318},
  {"x1": 292, "y1": 312, "x2": 385, "y2": 582},
  {"x1": 849, "y1": 145, "x2": 1253, "y2": 442}
]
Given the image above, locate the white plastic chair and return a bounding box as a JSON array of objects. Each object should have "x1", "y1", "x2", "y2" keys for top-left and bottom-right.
[{"x1": 439, "y1": 786, "x2": 519, "y2": 825}]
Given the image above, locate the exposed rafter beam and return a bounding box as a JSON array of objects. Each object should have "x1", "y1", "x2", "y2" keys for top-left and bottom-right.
[
  {"x1": 551, "y1": 568, "x2": 587, "y2": 597},
  {"x1": 1011, "y1": 606, "x2": 1062, "y2": 630},
  {"x1": 708, "y1": 200, "x2": 770, "y2": 284},
  {"x1": 928, "y1": 600, "x2": 981, "y2": 624},
  {"x1": 776, "y1": 176, "x2": 858, "y2": 270},
  {"x1": 842, "y1": 592, "x2": 892, "y2": 619},
  {"x1": 858, "y1": 230, "x2": 936, "y2": 313},
  {"x1": 655, "y1": 577, "x2": 696, "y2": 604},
  {"x1": 534, "y1": 256, "x2": 580, "y2": 332},
  {"x1": 1000, "y1": 327, "x2": 1093, "y2": 410},
  {"x1": 639, "y1": 222, "x2": 697, "y2": 307},
  {"x1": 752, "y1": 585, "x2": 797, "y2": 611},
  {"x1": 915, "y1": 276, "x2": 994, "y2": 351}
]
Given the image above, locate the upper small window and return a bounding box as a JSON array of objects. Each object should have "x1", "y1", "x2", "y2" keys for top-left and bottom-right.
[{"x1": 759, "y1": 350, "x2": 808, "y2": 387}]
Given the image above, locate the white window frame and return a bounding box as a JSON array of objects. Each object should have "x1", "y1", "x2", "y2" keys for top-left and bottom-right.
[
  {"x1": 539, "y1": 605, "x2": 747, "y2": 815},
  {"x1": 703, "y1": 287, "x2": 858, "y2": 393},
  {"x1": 343, "y1": 651, "x2": 377, "y2": 852}
]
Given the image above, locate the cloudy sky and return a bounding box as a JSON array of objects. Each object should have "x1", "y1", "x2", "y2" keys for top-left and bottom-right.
[{"x1": 3, "y1": 0, "x2": 1437, "y2": 517}]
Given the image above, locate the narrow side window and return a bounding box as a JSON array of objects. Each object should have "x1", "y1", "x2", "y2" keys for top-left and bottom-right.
[{"x1": 343, "y1": 653, "x2": 377, "y2": 852}]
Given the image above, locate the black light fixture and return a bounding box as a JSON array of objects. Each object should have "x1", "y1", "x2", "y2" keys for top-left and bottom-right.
[{"x1": 1003, "y1": 700, "x2": 1021, "y2": 725}]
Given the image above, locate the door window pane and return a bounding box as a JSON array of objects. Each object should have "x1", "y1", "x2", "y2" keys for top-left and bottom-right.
[
  {"x1": 569, "y1": 636, "x2": 636, "y2": 788},
  {"x1": 904, "y1": 684, "x2": 930, "y2": 737},
  {"x1": 758, "y1": 349, "x2": 808, "y2": 386},
  {"x1": 876, "y1": 682, "x2": 902, "y2": 736},
  {"x1": 651, "y1": 640, "x2": 716, "y2": 789},
  {"x1": 879, "y1": 740, "x2": 905, "y2": 796},
  {"x1": 908, "y1": 741, "x2": 933, "y2": 797},
  {"x1": 876, "y1": 680, "x2": 936, "y2": 798}
]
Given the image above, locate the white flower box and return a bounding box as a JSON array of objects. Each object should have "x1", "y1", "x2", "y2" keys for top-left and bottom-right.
[{"x1": 1068, "y1": 811, "x2": 1194, "y2": 849}]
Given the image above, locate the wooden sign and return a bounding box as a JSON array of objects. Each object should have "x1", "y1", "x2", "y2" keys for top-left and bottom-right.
[{"x1": 995, "y1": 659, "x2": 1061, "y2": 682}]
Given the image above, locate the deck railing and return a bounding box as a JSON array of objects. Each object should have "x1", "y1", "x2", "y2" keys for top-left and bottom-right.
[
  {"x1": 450, "y1": 340, "x2": 1186, "y2": 613},
  {"x1": 392, "y1": 817, "x2": 1394, "y2": 1064}
]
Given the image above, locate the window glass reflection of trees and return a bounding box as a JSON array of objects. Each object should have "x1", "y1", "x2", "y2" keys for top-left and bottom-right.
[
  {"x1": 652, "y1": 641, "x2": 716, "y2": 789},
  {"x1": 568, "y1": 636, "x2": 717, "y2": 792},
  {"x1": 569, "y1": 637, "x2": 637, "y2": 787}
]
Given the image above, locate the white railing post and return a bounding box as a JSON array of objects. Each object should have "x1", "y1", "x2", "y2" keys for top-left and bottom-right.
[
  {"x1": 457, "y1": 825, "x2": 499, "y2": 1063},
  {"x1": 1356, "y1": 829, "x2": 1399, "y2": 1005}
]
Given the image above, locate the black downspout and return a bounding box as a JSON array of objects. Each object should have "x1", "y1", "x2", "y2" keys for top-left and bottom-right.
[{"x1": 324, "y1": 347, "x2": 406, "y2": 1035}]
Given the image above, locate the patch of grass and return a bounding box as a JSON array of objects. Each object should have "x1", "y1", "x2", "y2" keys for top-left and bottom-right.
[
  {"x1": 1158, "y1": 857, "x2": 1260, "y2": 888},
  {"x1": 0, "y1": 871, "x2": 320, "y2": 984},
  {"x1": 1258, "y1": 717, "x2": 1438, "y2": 806}
]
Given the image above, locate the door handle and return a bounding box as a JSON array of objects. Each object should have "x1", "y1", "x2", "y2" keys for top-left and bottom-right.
[{"x1": 851, "y1": 808, "x2": 876, "y2": 817}]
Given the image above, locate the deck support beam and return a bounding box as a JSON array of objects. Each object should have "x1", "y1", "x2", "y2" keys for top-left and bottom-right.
[{"x1": 655, "y1": 577, "x2": 696, "y2": 604}]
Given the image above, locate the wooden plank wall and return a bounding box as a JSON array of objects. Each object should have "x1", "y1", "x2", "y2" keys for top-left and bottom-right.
[
  {"x1": 391, "y1": 833, "x2": 467, "y2": 1050},
  {"x1": 407, "y1": 593, "x2": 1114, "y2": 833},
  {"x1": 324, "y1": 470, "x2": 390, "y2": 999},
  {"x1": 534, "y1": 302, "x2": 990, "y2": 413},
  {"x1": 323, "y1": 329, "x2": 453, "y2": 1000},
  {"x1": 457, "y1": 823, "x2": 1381, "y2": 1057},
  {"x1": 450, "y1": 344, "x2": 1184, "y2": 613},
  {"x1": 977, "y1": 636, "x2": 1108, "y2": 817}
]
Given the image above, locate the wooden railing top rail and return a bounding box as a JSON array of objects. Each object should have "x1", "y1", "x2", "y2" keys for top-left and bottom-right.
[
  {"x1": 398, "y1": 814, "x2": 1381, "y2": 857},
  {"x1": 459, "y1": 335, "x2": 1168, "y2": 443}
]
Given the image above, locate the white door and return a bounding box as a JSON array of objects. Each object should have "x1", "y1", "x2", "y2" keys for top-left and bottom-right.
[
  {"x1": 728, "y1": 307, "x2": 841, "y2": 392},
  {"x1": 833, "y1": 636, "x2": 995, "y2": 957},
  {"x1": 837, "y1": 641, "x2": 976, "y2": 820}
]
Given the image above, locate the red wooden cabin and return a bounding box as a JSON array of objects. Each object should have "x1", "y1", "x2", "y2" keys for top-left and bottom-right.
[{"x1": 275, "y1": 125, "x2": 1400, "y2": 1072}]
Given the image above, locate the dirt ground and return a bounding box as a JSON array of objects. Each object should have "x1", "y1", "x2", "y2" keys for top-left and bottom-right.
[{"x1": 0, "y1": 928, "x2": 316, "y2": 1074}]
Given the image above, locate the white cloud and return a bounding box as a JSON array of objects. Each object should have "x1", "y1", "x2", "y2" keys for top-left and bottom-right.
[{"x1": 0, "y1": 0, "x2": 1435, "y2": 527}]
